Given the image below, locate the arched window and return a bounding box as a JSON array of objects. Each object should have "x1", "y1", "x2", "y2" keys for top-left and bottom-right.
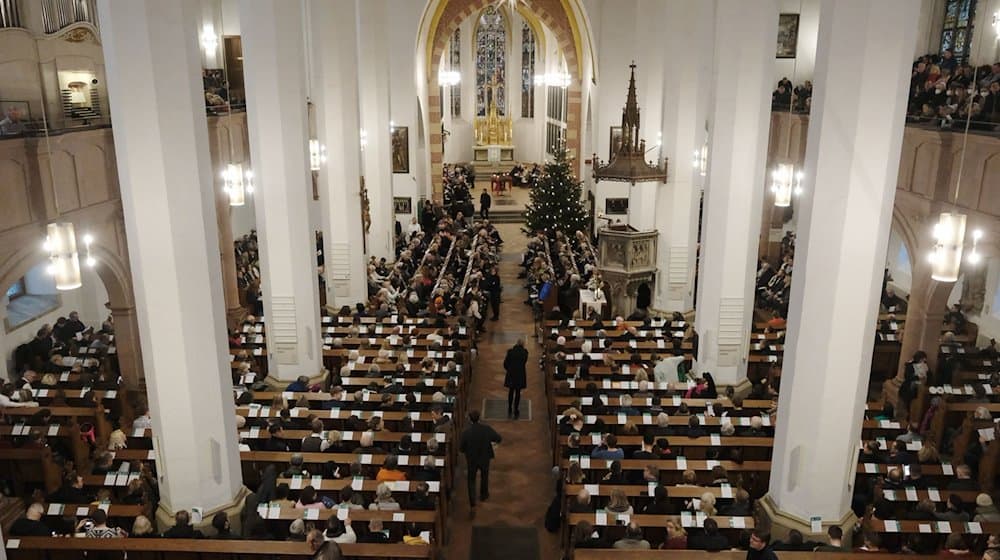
[
  {"x1": 941, "y1": 0, "x2": 976, "y2": 63},
  {"x1": 449, "y1": 28, "x2": 461, "y2": 118},
  {"x1": 475, "y1": 5, "x2": 506, "y2": 117},
  {"x1": 521, "y1": 21, "x2": 536, "y2": 118}
]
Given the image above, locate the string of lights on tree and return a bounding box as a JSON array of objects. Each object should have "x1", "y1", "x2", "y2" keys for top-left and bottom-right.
[{"x1": 523, "y1": 146, "x2": 590, "y2": 235}]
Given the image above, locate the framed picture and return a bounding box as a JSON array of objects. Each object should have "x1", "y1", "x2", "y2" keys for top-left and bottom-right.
[
  {"x1": 391, "y1": 126, "x2": 409, "y2": 174},
  {"x1": 605, "y1": 197, "x2": 629, "y2": 215},
  {"x1": 393, "y1": 197, "x2": 412, "y2": 215},
  {"x1": 609, "y1": 126, "x2": 623, "y2": 160},
  {"x1": 776, "y1": 14, "x2": 800, "y2": 58}
]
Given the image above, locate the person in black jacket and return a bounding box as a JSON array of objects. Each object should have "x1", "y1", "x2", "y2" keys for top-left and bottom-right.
[
  {"x1": 162, "y1": 510, "x2": 203, "y2": 538},
  {"x1": 503, "y1": 338, "x2": 529, "y2": 418},
  {"x1": 459, "y1": 409, "x2": 502, "y2": 513},
  {"x1": 9, "y1": 503, "x2": 53, "y2": 536},
  {"x1": 688, "y1": 518, "x2": 730, "y2": 551}
]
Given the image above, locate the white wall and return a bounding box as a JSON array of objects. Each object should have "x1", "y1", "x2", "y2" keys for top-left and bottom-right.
[
  {"x1": 389, "y1": 1, "x2": 424, "y2": 217},
  {"x1": 886, "y1": 228, "x2": 913, "y2": 296}
]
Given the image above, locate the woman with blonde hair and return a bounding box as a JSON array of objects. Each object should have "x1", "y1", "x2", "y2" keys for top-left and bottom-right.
[
  {"x1": 606, "y1": 488, "x2": 634, "y2": 516},
  {"x1": 131, "y1": 515, "x2": 154, "y2": 537},
  {"x1": 107, "y1": 429, "x2": 127, "y2": 450},
  {"x1": 698, "y1": 492, "x2": 717, "y2": 516},
  {"x1": 917, "y1": 443, "x2": 940, "y2": 464},
  {"x1": 660, "y1": 517, "x2": 688, "y2": 549}
]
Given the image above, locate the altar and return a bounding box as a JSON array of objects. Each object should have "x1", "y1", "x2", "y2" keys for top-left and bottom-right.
[{"x1": 472, "y1": 80, "x2": 514, "y2": 173}]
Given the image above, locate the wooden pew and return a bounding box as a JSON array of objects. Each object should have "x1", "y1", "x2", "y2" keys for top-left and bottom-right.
[
  {"x1": 5, "y1": 538, "x2": 432, "y2": 559},
  {"x1": 0, "y1": 448, "x2": 62, "y2": 495}
]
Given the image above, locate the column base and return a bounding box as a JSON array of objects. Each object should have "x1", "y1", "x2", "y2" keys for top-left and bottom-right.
[
  {"x1": 727, "y1": 377, "x2": 753, "y2": 400},
  {"x1": 758, "y1": 493, "x2": 859, "y2": 548},
  {"x1": 155, "y1": 485, "x2": 251, "y2": 537}
]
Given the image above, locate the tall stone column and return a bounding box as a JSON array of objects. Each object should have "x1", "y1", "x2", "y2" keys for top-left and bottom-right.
[
  {"x1": 216, "y1": 179, "x2": 245, "y2": 329},
  {"x1": 654, "y1": 0, "x2": 714, "y2": 313},
  {"x1": 97, "y1": 0, "x2": 246, "y2": 521},
  {"x1": 239, "y1": 0, "x2": 323, "y2": 381},
  {"x1": 693, "y1": 0, "x2": 777, "y2": 385},
  {"x1": 762, "y1": 0, "x2": 918, "y2": 536},
  {"x1": 308, "y1": 0, "x2": 368, "y2": 309},
  {"x1": 107, "y1": 305, "x2": 143, "y2": 389}
]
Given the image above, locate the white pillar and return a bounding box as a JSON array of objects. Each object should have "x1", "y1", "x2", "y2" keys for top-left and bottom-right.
[
  {"x1": 308, "y1": 0, "x2": 368, "y2": 309},
  {"x1": 240, "y1": 0, "x2": 323, "y2": 380},
  {"x1": 654, "y1": 0, "x2": 714, "y2": 313},
  {"x1": 357, "y1": 0, "x2": 394, "y2": 259},
  {"x1": 97, "y1": 0, "x2": 243, "y2": 514},
  {"x1": 693, "y1": 0, "x2": 777, "y2": 385},
  {"x1": 768, "y1": 0, "x2": 918, "y2": 522}
]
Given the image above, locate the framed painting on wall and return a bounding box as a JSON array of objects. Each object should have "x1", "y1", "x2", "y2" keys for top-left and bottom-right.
[
  {"x1": 393, "y1": 197, "x2": 412, "y2": 215},
  {"x1": 606, "y1": 197, "x2": 629, "y2": 215},
  {"x1": 609, "y1": 126, "x2": 623, "y2": 160},
  {"x1": 776, "y1": 14, "x2": 800, "y2": 58},
  {"x1": 391, "y1": 126, "x2": 409, "y2": 174}
]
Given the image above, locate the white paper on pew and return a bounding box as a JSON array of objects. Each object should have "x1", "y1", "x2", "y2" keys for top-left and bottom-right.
[
  {"x1": 585, "y1": 484, "x2": 600, "y2": 496},
  {"x1": 116, "y1": 473, "x2": 129, "y2": 486},
  {"x1": 928, "y1": 488, "x2": 941, "y2": 502},
  {"x1": 411, "y1": 432, "x2": 421, "y2": 443},
  {"x1": 311, "y1": 476, "x2": 323, "y2": 487},
  {"x1": 657, "y1": 340, "x2": 665, "y2": 349},
  {"x1": 427, "y1": 481, "x2": 440, "y2": 492},
  {"x1": 863, "y1": 463, "x2": 878, "y2": 474},
  {"x1": 905, "y1": 488, "x2": 918, "y2": 501},
  {"x1": 761, "y1": 416, "x2": 772, "y2": 427},
  {"x1": 48, "y1": 424, "x2": 60, "y2": 436},
  {"x1": 676, "y1": 456, "x2": 687, "y2": 470},
  {"x1": 98, "y1": 502, "x2": 110, "y2": 513},
  {"x1": 361, "y1": 454, "x2": 373, "y2": 464},
  {"x1": 673, "y1": 395, "x2": 682, "y2": 406},
  {"x1": 906, "y1": 441, "x2": 922, "y2": 451},
  {"x1": 937, "y1": 521, "x2": 952, "y2": 533},
  {"x1": 47, "y1": 503, "x2": 63, "y2": 515},
  {"x1": 680, "y1": 511, "x2": 693, "y2": 527},
  {"x1": 767, "y1": 355, "x2": 777, "y2": 363},
  {"x1": 695, "y1": 512, "x2": 706, "y2": 526},
  {"x1": 618, "y1": 513, "x2": 631, "y2": 526},
  {"x1": 731, "y1": 517, "x2": 746, "y2": 529},
  {"x1": 883, "y1": 489, "x2": 895, "y2": 500},
  {"x1": 642, "y1": 414, "x2": 652, "y2": 425},
  {"x1": 305, "y1": 508, "x2": 319, "y2": 520},
  {"x1": 710, "y1": 434, "x2": 721, "y2": 446},
  {"x1": 622, "y1": 365, "x2": 631, "y2": 376},
  {"x1": 409, "y1": 412, "x2": 420, "y2": 420},
  {"x1": 352, "y1": 478, "x2": 364, "y2": 490},
  {"x1": 580, "y1": 457, "x2": 591, "y2": 469},
  {"x1": 435, "y1": 433, "x2": 446, "y2": 442},
  {"x1": 392, "y1": 512, "x2": 406, "y2": 522},
  {"x1": 290, "y1": 476, "x2": 303, "y2": 490},
  {"x1": 595, "y1": 511, "x2": 608, "y2": 526},
  {"x1": 918, "y1": 524, "x2": 932, "y2": 533},
  {"x1": 968, "y1": 522, "x2": 983, "y2": 534},
  {"x1": 942, "y1": 463, "x2": 954, "y2": 475},
  {"x1": 721, "y1": 485, "x2": 733, "y2": 498},
  {"x1": 60, "y1": 372, "x2": 70, "y2": 382},
  {"x1": 648, "y1": 482, "x2": 657, "y2": 497},
  {"x1": 706, "y1": 460, "x2": 720, "y2": 469},
  {"x1": 7, "y1": 539, "x2": 19, "y2": 550},
  {"x1": 398, "y1": 455, "x2": 408, "y2": 466},
  {"x1": 434, "y1": 458, "x2": 444, "y2": 467},
  {"x1": 341, "y1": 431, "x2": 354, "y2": 441},
  {"x1": 617, "y1": 413, "x2": 626, "y2": 424},
  {"x1": 104, "y1": 473, "x2": 116, "y2": 485},
  {"x1": 591, "y1": 434, "x2": 601, "y2": 445},
  {"x1": 582, "y1": 397, "x2": 592, "y2": 406},
  {"x1": 76, "y1": 507, "x2": 89, "y2": 516},
  {"x1": 585, "y1": 415, "x2": 597, "y2": 424}
]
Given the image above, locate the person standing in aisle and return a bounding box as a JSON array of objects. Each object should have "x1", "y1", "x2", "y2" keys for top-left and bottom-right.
[
  {"x1": 504, "y1": 338, "x2": 529, "y2": 418},
  {"x1": 480, "y1": 187, "x2": 492, "y2": 219},
  {"x1": 460, "y1": 409, "x2": 501, "y2": 517}
]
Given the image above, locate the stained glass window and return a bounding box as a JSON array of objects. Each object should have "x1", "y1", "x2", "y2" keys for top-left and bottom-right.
[
  {"x1": 449, "y1": 28, "x2": 461, "y2": 118},
  {"x1": 941, "y1": 0, "x2": 976, "y2": 62},
  {"x1": 476, "y1": 5, "x2": 506, "y2": 117},
  {"x1": 521, "y1": 22, "x2": 536, "y2": 118}
]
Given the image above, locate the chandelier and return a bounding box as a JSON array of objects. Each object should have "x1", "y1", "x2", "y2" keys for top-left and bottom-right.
[
  {"x1": 533, "y1": 72, "x2": 571, "y2": 88},
  {"x1": 309, "y1": 139, "x2": 327, "y2": 171},
  {"x1": 222, "y1": 163, "x2": 254, "y2": 207},
  {"x1": 438, "y1": 70, "x2": 461, "y2": 87},
  {"x1": 769, "y1": 163, "x2": 804, "y2": 207},
  {"x1": 43, "y1": 223, "x2": 95, "y2": 291}
]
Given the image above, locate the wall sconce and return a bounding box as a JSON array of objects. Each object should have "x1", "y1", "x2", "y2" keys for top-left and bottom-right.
[
  {"x1": 533, "y1": 72, "x2": 572, "y2": 88},
  {"x1": 928, "y1": 212, "x2": 982, "y2": 282},
  {"x1": 43, "y1": 223, "x2": 94, "y2": 291},
  {"x1": 438, "y1": 70, "x2": 461, "y2": 87},
  {"x1": 201, "y1": 25, "x2": 218, "y2": 53},
  {"x1": 223, "y1": 163, "x2": 253, "y2": 206},
  {"x1": 309, "y1": 139, "x2": 327, "y2": 171},
  {"x1": 692, "y1": 142, "x2": 708, "y2": 177},
  {"x1": 993, "y1": 12, "x2": 1000, "y2": 38},
  {"x1": 360, "y1": 129, "x2": 368, "y2": 150}
]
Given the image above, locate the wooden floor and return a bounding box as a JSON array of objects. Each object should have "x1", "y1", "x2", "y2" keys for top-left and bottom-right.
[{"x1": 444, "y1": 223, "x2": 562, "y2": 560}]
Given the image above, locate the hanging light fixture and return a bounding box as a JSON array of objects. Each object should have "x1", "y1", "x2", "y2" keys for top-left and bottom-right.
[
  {"x1": 769, "y1": 163, "x2": 804, "y2": 207},
  {"x1": 692, "y1": 141, "x2": 708, "y2": 177},
  {"x1": 438, "y1": 70, "x2": 461, "y2": 87},
  {"x1": 222, "y1": 163, "x2": 254, "y2": 206},
  {"x1": 309, "y1": 139, "x2": 327, "y2": 171},
  {"x1": 200, "y1": 24, "x2": 218, "y2": 53},
  {"x1": 533, "y1": 72, "x2": 571, "y2": 88},
  {"x1": 927, "y1": 31, "x2": 987, "y2": 283},
  {"x1": 43, "y1": 223, "x2": 95, "y2": 291}
]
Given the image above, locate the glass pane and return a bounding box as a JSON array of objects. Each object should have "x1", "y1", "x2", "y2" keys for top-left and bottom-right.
[
  {"x1": 941, "y1": 29, "x2": 955, "y2": 52},
  {"x1": 958, "y1": 0, "x2": 972, "y2": 25},
  {"x1": 944, "y1": 0, "x2": 959, "y2": 27},
  {"x1": 475, "y1": 5, "x2": 507, "y2": 117},
  {"x1": 955, "y1": 28, "x2": 967, "y2": 54}
]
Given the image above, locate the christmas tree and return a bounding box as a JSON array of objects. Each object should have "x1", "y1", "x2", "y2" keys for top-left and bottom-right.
[{"x1": 523, "y1": 147, "x2": 590, "y2": 235}]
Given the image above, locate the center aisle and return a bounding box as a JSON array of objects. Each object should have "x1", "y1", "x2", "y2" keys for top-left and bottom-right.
[{"x1": 447, "y1": 223, "x2": 562, "y2": 560}]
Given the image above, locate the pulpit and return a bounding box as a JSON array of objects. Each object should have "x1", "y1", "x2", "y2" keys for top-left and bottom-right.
[{"x1": 596, "y1": 225, "x2": 658, "y2": 317}]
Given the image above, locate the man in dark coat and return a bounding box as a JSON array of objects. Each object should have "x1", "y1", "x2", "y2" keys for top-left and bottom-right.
[
  {"x1": 503, "y1": 338, "x2": 529, "y2": 418},
  {"x1": 459, "y1": 409, "x2": 502, "y2": 514},
  {"x1": 480, "y1": 188, "x2": 492, "y2": 219}
]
